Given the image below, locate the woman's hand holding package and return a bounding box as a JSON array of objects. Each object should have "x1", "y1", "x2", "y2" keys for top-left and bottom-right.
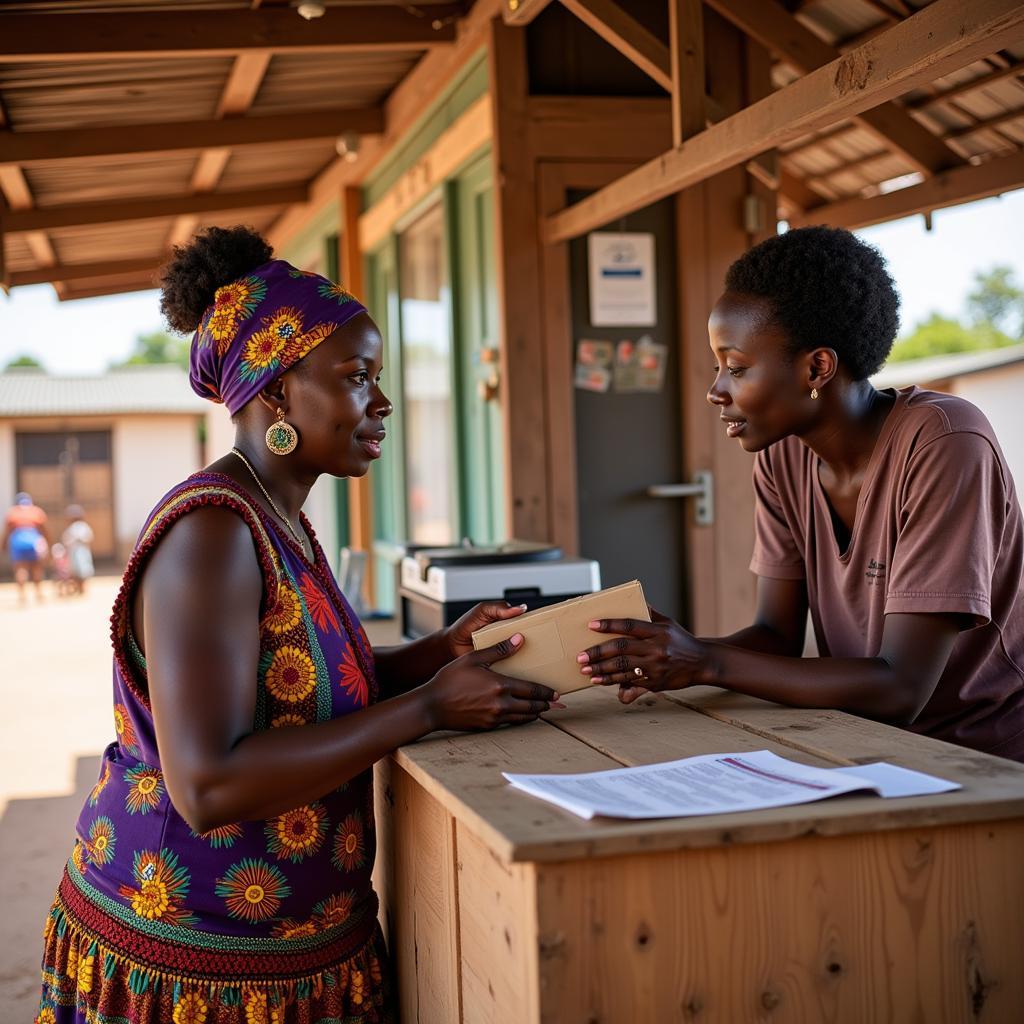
[{"x1": 423, "y1": 634, "x2": 565, "y2": 731}]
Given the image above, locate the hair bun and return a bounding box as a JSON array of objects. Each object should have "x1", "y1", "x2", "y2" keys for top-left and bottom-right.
[{"x1": 159, "y1": 225, "x2": 274, "y2": 334}]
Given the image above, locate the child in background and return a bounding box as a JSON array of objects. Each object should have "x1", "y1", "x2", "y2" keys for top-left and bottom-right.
[
  {"x1": 50, "y1": 542, "x2": 73, "y2": 597},
  {"x1": 62, "y1": 505, "x2": 94, "y2": 595}
]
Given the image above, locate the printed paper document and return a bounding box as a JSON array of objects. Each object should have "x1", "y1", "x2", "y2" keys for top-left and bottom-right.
[{"x1": 502, "y1": 750, "x2": 959, "y2": 820}]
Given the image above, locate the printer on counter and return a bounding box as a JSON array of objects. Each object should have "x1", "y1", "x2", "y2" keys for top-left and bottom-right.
[{"x1": 399, "y1": 540, "x2": 600, "y2": 641}]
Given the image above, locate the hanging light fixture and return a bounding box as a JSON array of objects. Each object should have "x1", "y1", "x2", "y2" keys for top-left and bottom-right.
[
  {"x1": 336, "y1": 130, "x2": 361, "y2": 163},
  {"x1": 295, "y1": 0, "x2": 326, "y2": 20}
]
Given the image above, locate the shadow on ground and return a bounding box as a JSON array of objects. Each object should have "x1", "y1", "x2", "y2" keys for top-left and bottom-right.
[{"x1": 1, "y1": 754, "x2": 100, "y2": 1022}]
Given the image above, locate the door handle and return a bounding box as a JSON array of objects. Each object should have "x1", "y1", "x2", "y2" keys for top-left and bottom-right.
[{"x1": 646, "y1": 470, "x2": 713, "y2": 525}]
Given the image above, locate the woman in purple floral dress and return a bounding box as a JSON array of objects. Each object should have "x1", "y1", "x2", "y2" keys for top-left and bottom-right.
[{"x1": 35, "y1": 227, "x2": 562, "y2": 1024}]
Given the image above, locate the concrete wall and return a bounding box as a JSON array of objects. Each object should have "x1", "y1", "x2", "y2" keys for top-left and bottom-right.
[
  {"x1": 951, "y1": 363, "x2": 1024, "y2": 500},
  {"x1": 111, "y1": 416, "x2": 203, "y2": 560}
]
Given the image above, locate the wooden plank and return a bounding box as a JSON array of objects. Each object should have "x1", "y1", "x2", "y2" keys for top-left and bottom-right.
[
  {"x1": 0, "y1": 107, "x2": 384, "y2": 164},
  {"x1": 559, "y1": 0, "x2": 672, "y2": 91},
  {"x1": 10, "y1": 258, "x2": 163, "y2": 287},
  {"x1": 704, "y1": 0, "x2": 963, "y2": 175},
  {"x1": 372, "y1": 765, "x2": 462, "y2": 1023},
  {"x1": 501, "y1": 0, "x2": 555, "y2": 26},
  {"x1": 390, "y1": 689, "x2": 1024, "y2": 863},
  {"x1": 526, "y1": 96, "x2": 672, "y2": 160},
  {"x1": 340, "y1": 185, "x2": 375, "y2": 608},
  {"x1": 489, "y1": 19, "x2": 549, "y2": 541},
  {"x1": 906, "y1": 56, "x2": 1024, "y2": 111},
  {"x1": 0, "y1": 8, "x2": 458, "y2": 62},
  {"x1": 669, "y1": 0, "x2": 706, "y2": 146},
  {"x1": 358, "y1": 94, "x2": 492, "y2": 252},
  {"x1": 457, "y1": 824, "x2": 539, "y2": 1024},
  {"x1": 56, "y1": 279, "x2": 159, "y2": 301},
  {"x1": 791, "y1": 150, "x2": 1024, "y2": 228},
  {"x1": 544, "y1": 0, "x2": 1024, "y2": 243},
  {"x1": 4, "y1": 184, "x2": 306, "y2": 233},
  {"x1": 217, "y1": 52, "x2": 272, "y2": 117},
  {"x1": 535, "y1": 819, "x2": 1024, "y2": 1022}
]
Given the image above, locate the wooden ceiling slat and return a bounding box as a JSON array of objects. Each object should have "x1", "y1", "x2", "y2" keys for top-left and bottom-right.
[
  {"x1": 0, "y1": 105, "x2": 384, "y2": 162},
  {"x1": 5, "y1": 183, "x2": 307, "y2": 231},
  {"x1": 0, "y1": 8, "x2": 458, "y2": 62}
]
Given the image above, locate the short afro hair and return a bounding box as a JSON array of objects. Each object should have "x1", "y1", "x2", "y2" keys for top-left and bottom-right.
[
  {"x1": 724, "y1": 225, "x2": 900, "y2": 380},
  {"x1": 159, "y1": 225, "x2": 273, "y2": 334}
]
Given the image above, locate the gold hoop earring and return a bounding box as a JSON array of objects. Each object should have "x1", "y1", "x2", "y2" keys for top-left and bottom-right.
[
  {"x1": 810, "y1": 387, "x2": 819, "y2": 400},
  {"x1": 266, "y1": 408, "x2": 299, "y2": 455}
]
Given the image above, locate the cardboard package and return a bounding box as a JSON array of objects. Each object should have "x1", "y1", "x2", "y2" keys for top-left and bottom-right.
[{"x1": 471, "y1": 580, "x2": 650, "y2": 694}]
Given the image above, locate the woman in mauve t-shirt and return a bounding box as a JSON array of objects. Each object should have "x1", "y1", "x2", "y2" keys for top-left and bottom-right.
[{"x1": 576, "y1": 226, "x2": 1024, "y2": 762}]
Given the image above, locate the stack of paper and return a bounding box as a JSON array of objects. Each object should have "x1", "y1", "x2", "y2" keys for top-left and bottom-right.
[{"x1": 503, "y1": 750, "x2": 960, "y2": 820}]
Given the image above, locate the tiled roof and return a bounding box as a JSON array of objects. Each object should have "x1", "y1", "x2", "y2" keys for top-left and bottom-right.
[
  {"x1": 873, "y1": 343, "x2": 1024, "y2": 389},
  {"x1": 0, "y1": 366, "x2": 209, "y2": 417}
]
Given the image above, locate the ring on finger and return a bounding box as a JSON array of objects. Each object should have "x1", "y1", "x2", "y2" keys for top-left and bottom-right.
[{"x1": 633, "y1": 666, "x2": 646, "y2": 680}]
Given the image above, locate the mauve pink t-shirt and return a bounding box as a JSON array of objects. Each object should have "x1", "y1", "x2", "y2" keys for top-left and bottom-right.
[{"x1": 751, "y1": 386, "x2": 1024, "y2": 760}]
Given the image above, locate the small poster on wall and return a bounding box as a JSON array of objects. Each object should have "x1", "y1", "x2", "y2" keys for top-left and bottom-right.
[
  {"x1": 574, "y1": 339, "x2": 613, "y2": 392},
  {"x1": 614, "y1": 335, "x2": 668, "y2": 393},
  {"x1": 587, "y1": 232, "x2": 657, "y2": 327}
]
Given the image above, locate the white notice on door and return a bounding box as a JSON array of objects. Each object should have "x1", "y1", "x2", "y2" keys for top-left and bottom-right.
[{"x1": 588, "y1": 232, "x2": 656, "y2": 327}]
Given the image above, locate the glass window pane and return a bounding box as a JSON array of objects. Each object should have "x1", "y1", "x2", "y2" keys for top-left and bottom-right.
[{"x1": 399, "y1": 204, "x2": 454, "y2": 546}]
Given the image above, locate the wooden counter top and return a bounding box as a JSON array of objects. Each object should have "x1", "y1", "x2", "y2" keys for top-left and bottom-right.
[{"x1": 387, "y1": 684, "x2": 1024, "y2": 863}]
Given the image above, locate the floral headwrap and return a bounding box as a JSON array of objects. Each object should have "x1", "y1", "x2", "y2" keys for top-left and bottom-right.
[{"x1": 188, "y1": 259, "x2": 368, "y2": 415}]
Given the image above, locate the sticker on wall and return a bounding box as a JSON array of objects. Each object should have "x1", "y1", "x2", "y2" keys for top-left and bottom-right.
[
  {"x1": 587, "y1": 232, "x2": 657, "y2": 327},
  {"x1": 574, "y1": 339, "x2": 613, "y2": 392},
  {"x1": 614, "y1": 335, "x2": 667, "y2": 393}
]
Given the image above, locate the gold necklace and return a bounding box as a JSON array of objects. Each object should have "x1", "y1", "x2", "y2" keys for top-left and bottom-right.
[{"x1": 230, "y1": 447, "x2": 310, "y2": 557}]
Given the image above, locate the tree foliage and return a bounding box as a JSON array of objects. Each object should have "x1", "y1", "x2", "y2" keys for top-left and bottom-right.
[
  {"x1": 888, "y1": 265, "x2": 1023, "y2": 364},
  {"x1": 4, "y1": 354, "x2": 46, "y2": 370},
  {"x1": 110, "y1": 330, "x2": 190, "y2": 370}
]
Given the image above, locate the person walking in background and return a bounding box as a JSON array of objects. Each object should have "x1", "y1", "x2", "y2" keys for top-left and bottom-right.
[
  {"x1": 3, "y1": 491, "x2": 49, "y2": 605},
  {"x1": 62, "y1": 505, "x2": 95, "y2": 595}
]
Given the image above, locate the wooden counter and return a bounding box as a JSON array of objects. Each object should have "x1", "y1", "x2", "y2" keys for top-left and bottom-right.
[{"x1": 372, "y1": 686, "x2": 1024, "y2": 1023}]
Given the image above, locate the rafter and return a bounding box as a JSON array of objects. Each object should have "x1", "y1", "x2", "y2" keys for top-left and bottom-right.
[
  {"x1": 0, "y1": 107, "x2": 384, "y2": 164},
  {"x1": 559, "y1": 0, "x2": 672, "y2": 91},
  {"x1": 544, "y1": 0, "x2": 1024, "y2": 244},
  {"x1": 669, "y1": 0, "x2": 705, "y2": 146},
  {"x1": 792, "y1": 151, "x2": 1024, "y2": 229},
  {"x1": 3, "y1": 184, "x2": 307, "y2": 234},
  {"x1": 168, "y1": 52, "x2": 273, "y2": 248},
  {"x1": 0, "y1": 8, "x2": 458, "y2": 62},
  {"x1": 11, "y1": 258, "x2": 164, "y2": 288},
  {"x1": 703, "y1": 0, "x2": 964, "y2": 175}
]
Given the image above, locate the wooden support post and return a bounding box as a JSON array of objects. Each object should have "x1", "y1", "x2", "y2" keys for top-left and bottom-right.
[
  {"x1": 669, "y1": 0, "x2": 705, "y2": 147},
  {"x1": 340, "y1": 185, "x2": 375, "y2": 604},
  {"x1": 489, "y1": 18, "x2": 549, "y2": 542}
]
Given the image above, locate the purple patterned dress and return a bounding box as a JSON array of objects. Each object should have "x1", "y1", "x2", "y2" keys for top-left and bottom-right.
[{"x1": 36, "y1": 472, "x2": 395, "y2": 1023}]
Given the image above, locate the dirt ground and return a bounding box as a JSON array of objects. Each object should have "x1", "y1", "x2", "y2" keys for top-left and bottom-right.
[{"x1": 0, "y1": 573, "x2": 399, "y2": 1022}]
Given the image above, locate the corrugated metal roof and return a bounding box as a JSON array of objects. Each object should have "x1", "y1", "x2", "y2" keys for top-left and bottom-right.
[
  {"x1": 873, "y1": 344, "x2": 1024, "y2": 389},
  {"x1": 0, "y1": 366, "x2": 210, "y2": 416}
]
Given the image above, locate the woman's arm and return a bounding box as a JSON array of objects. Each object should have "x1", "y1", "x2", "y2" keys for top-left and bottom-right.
[
  {"x1": 373, "y1": 601, "x2": 528, "y2": 699},
  {"x1": 579, "y1": 609, "x2": 960, "y2": 725},
  {"x1": 704, "y1": 576, "x2": 809, "y2": 656},
  {"x1": 142, "y1": 509, "x2": 558, "y2": 834}
]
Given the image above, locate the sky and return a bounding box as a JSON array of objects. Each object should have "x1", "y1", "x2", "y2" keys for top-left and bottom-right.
[{"x1": 1, "y1": 189, "x2": 1023, "y2": 375}]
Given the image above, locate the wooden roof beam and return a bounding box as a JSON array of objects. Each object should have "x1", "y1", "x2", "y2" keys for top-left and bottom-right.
[
  {"x1": 3, "y1": 184, "x2": 307, "y2": 233},
  {"x1": 11, "y1": 258, "x2": 164, "y2": 288},
  {"x1": 703, "y1": 0, "x2": 964, "y2": 175},
  {"x1": 792, "y1": 150, "x2": 1024, "y2": 229},
  {"x1": 544, "y1": 0, "x2": 1024, "y2": 244},
  {"x1": 669, "y1": 0, "x2": 706, "y2": 146},
  {"x1": 0, "y1": 7, "x2": 458, "y2": 62},
  {"x1": 558, "y1": 0, "x2": 672, "y2": 91},
  {"x1": 0, "y1": 107, "x2": 384, "y2": 164},
  {"x1": 501, "y1": 0, "x2": 556, "y2": 25}
]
